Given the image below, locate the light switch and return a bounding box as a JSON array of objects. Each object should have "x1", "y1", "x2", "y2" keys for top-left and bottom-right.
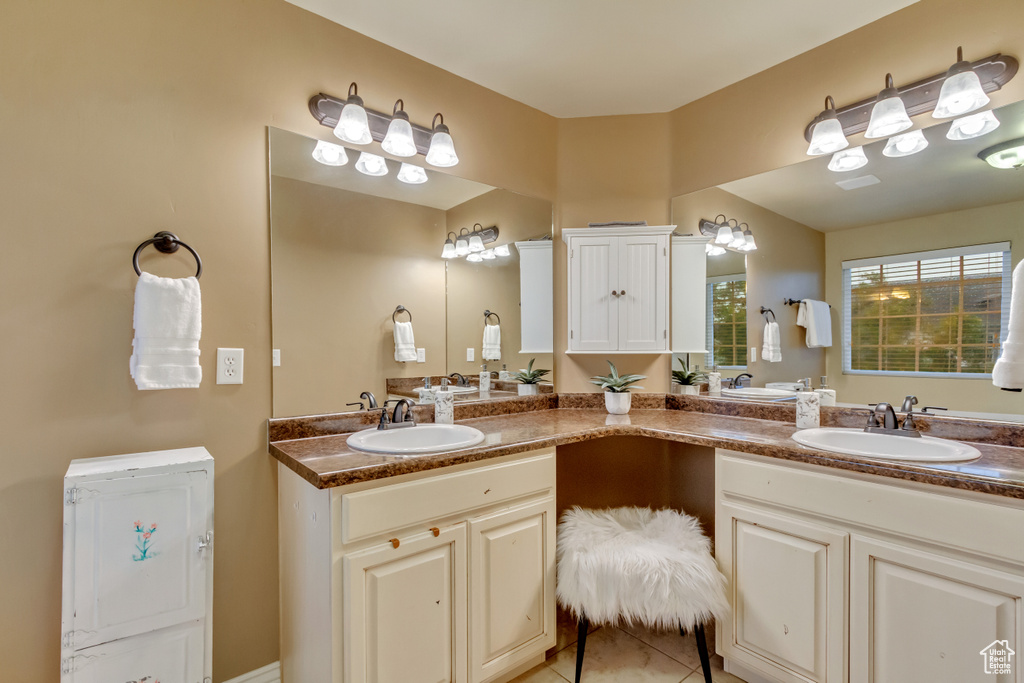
[
  {"x1": 272, "y1": 349, "x2": 281, "y2": 367},
  {"x1": 466, "y1": 348, "x2": 475, "y2": 362},
  {"x1": 416, "y1": 348, "x2": 426, "y2": 363},
  {"x1": 750, "y1": 347, "x2": 757, "y2": 363}
]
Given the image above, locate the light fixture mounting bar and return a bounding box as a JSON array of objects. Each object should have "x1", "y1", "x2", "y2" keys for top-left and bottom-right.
[
  {"x1": 309, "y1": 93, "x2": 434, "y2": 155},
  {"x1": 803, "y1": 53, "x2": 1018, "y2": 142},
  {"x1": 698, "y1": 219, "x2": 722, "y2": 237},
  {"x1": 474, "y1": 226, "x2": 500, "y2": 245}
]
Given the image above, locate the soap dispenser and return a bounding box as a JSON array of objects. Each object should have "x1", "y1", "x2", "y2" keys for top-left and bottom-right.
[
  {"x1": 815, "y1": 376, "x2": 836, "y2": 407},
  {"x1": 499, "y1": 364, "x2": 512, "y2": 382},
  {"x1": 479, "y1": 364, "x2": 491, "y2": 392},
  {"x1": 707, "y1": 366, "x2": 722, "y2": 396},
  {"x1": 434, "y1": 379, "x2": 454, "y2": 424},
  {"x1": 417, "y1": 377, "x2": 435, "y2": 404}
]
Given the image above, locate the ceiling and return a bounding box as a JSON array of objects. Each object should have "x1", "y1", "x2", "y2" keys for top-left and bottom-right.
[{"x1": 285, "y1": 0, "x2": 918, "y2": 118}]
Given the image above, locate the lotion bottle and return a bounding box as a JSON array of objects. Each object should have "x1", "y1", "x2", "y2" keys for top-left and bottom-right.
[
  {"x1": 796, "y1": 390, "x2": 821, "y2": 429},
  {"x1": 707, "y1": 366, "x2": 722, "y2": 396},
  {"x1": 434, "y1": 381, "x2": 454, "y2": 424},
  {"x1": 815, "y1": 376, "x2": 836, "y2": 407}
]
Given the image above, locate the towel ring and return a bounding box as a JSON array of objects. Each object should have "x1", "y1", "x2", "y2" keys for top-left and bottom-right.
[
  {"x1": 133, "y1": 231, "x2": 202, "y2": 278},
  {"x1": 759, "y1": 306, "x2": 776, "y2": 322},
  {"x1": 484, "y1": 310, "x2": 500, "y2": 325},
  {"x1": 392, "y1": 305, "x2": 413, "y2": 323}
]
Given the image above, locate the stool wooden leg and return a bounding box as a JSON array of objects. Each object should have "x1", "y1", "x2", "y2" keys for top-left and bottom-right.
[
  {"x1": 575, "y1": 615, "x2": 590, "y2": 683},
  {"x1": 693, "y1": 622, "x2": 713, "y2": 683}
]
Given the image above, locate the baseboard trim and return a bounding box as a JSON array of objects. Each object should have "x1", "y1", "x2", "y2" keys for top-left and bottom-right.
[
  {"x1": 223, "y1": 661, "x2": 281, "y2": 683},
  {"x1": 723, "y1": 657, "x2": 778, "y2": 683}
]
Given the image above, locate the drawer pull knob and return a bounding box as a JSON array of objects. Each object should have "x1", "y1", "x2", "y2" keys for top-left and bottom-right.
[
  {"x1": 430, "y1": 527, "x2": 440, "y2": 537},
  {"x1": 390, "y1": 538, "x2": 400, "y2": 549}
]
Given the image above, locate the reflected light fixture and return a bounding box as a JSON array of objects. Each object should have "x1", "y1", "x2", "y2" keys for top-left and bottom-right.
[
  {"x1": 311, "y1": 140, "x2": 348, "y2": 166},
  {"x1": 742, "y1": 229, "x2": 756, "y2": 251},
  {"x1": 934, "y1": 46, "x2": 991, "y2": 118},
  {"x1": 828, "y1": 146, "x2": 868, "y2": 172},
  {"x1": 806, "y1": 96, "x2": 849, "y2": 156},
  {"x1": 494, "y1": 244, "x2": 511, "y2": 257},
  {"x1": 883, "y1": 129, "x2": 929, "y2": 157},
  {"x1": 467, "y1": 223, "x2": 486, "y2": 252},
  {"x1": 978, "y1": 137, "x2": 1024, "y2": 169},
  {"x1": 333, "y1": 83, "x2": 373, "y2": 145},
  {"x1": 865, "y1": 74, "x2": 913, "y2": 138},
  {"x1": 426, "y1": 113, "x2": 459, "y2": 167},
  {"x1": 466, "y1": 253, "x2": 484, "y2": 263},
  {"x1": 441, "y1": 232, "x2": 457, "y2": 259},
  {"x1": 382, "y1": 99, "x2": 418, "y2": 157},
  {"x1": 397, "y1": 163, "x2": 428, "y2": 184},
  {"x1": 947, "y1": 110, "x2": 1000, "y2": 140},
  {"x1": 455, "y1": 229, "x2": 471, "y2": 256},
  {"x1": 699, "y1": 215, "x2": 757, "y2": 255},
  {"x1": 707, "y1": 244, "x2": 726, "y2": 256},
  {"x1": 481, "y1": 248, "x2": 497, "y2": 260},
  {"x1": 355, "y1": 152, "x2": 388, "y2": 176}
]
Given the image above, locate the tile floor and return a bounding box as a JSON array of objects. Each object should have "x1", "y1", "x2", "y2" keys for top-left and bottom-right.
[{"x1": 510, "y1": 611, "x2": 747, "y2": 683}]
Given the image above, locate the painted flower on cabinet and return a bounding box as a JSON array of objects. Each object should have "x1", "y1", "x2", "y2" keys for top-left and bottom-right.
[{"x1": 132, "y1": 520, "x2": 159, "y2": 562}]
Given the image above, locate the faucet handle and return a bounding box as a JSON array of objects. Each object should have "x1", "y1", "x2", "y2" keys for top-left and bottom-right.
[
  {"x1": 345, "y1": 401, "x2": 365, "y2": 411},
  {"x1": 921, "y1": 406, "x2": 948, "y2": 413},
  {"x1": 864, "y1": 405, "x2": 880, "y2": 428},
  {"x1": 901, "y1": 395, "x2": 919, "y2": 412}
]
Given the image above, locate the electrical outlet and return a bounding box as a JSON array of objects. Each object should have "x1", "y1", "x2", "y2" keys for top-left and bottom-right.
[
  {"x1": 750, "y1": 347, "x2": 757, "y2": 363},
  {"x1": 466, "y1": 347, "x2": 475, "y2": 362},
  {"x1": 272, "y1": 349, "x2": 281, "y2": 367},
  {"x1": 217, "y1": 348, "x2": 244, "y2": 384},
  {"x1": 416, "y1": 348, "x2": 426, "y2": 363}
]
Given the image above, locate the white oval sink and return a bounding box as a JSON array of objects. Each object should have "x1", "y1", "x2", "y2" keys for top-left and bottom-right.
[
  {"x1": 347, "y1": 424, "x2": 485, "y2": 456},
  {"x1": 792, "y1": 427, "x2": 980, "y2": 462},
  {"x1": 721, "y1": 387, "x2": 797, "y2": 399}
]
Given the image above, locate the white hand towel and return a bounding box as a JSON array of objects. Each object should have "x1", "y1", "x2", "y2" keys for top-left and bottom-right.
[
  {"x1": 761, "y1": 321, "x2": 782, "y2": 363},
  {"x1": 394, "y1": 321, "x2": 417, "y2": 362},
  {"x1": 797, "y1": 299, "x2": 832, "y2": 348},
  {"x1": 993, "y1": 260, "x2": 1024, "y2": 390},
  {"x1": 482, "y1": 323, "x2": 501, "y2": 361},
  {"x1": 129, "y1": 272, "x2": 202, "y2": 390}
]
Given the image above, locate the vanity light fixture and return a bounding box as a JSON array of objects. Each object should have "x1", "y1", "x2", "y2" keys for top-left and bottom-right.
[
  {"x1": 494, "y1": 244, "x2": 511, "y2": 257},
  {"x1": 934, "y1": 47, "x2": 991, "y2": 118},
  {"x1": 355, "y1": 151, "x2": 388, "y2": 176},
  {"x1": 445, "y1": 225, "x2": 501, "y2": 260},
  {"x1": 425, "y1": 114, "x2": 459, "y2": 168},
  {"x1": 311, "y1": 140, "x2": 348, "y2": 166},
  {"x1": 806, "y1": 96, "x2": 849, "y2": 156},
  {"x1": 467, "y1": 222, "x2": 486, "y2": 252},
  {"x1": 698, "y1": 216, "x2": 757, "y2": 255},
  {"x1": 466, "y1": 253, "x2": 484, "y2": 263},
  {"x1": 455, "y1": 228, "x2": 471, "y2": 256},
  {"x1": 382, "y1": 100, "x2": 418, "y2": 157},
  {"x1": 441, "y1": 232, "x2": 458, "y2": 259},
  {"x1": 978, "y1": 137, "x2": 1024, "y2": 169},
  {"x1": 481, "y1": 248, "x2": 497, "y2": 260},
  {"x1": 397, "y1": 163, "x2": 428, "y2": 184},
  {"x1": 828, "y1": 146, "x2": 869, "y2": 172},
  {"x1": 333, "y1": 83, "x2": 373, "y2": 145},
  {"x1": 865, "y1": 74, "x2": 913, "y2": 139},
  {"x1": 947, "y1": 109, "x2": 1000, "y2": 140},
  {"x1": 883, "y1": 129, "x2": 929, "y2": 157}
]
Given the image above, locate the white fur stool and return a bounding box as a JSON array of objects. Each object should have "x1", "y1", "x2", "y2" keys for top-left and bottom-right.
[{"x1": 556, "y1": 506, "x2": 728, "y2": 683}]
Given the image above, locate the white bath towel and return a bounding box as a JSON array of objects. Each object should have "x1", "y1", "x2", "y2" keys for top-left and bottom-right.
[
  {"x1": 797, "y1": 299, "x2": 832, "y2": 348},
  {"x1": 129, "y1": 272, "x2": 202, "y2": 390},
  {"x1": 482, "y1": 323, "x2": 501, "y2": 361},
  {"x1": 761, "y1": 321, "x2": 781, "y2": 363},
  {"x1": 993, "y1": 260, "x2": 1024, "y2": 390},
  {"x1": 393, "y1": 321, "x2": 417, "y2": 362}
]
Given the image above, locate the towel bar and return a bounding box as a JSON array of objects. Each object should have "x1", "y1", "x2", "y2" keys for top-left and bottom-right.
[
  {"x1": 133, "y1": 231, "x2": 202, "y2": 278},
  {"x1": 484, "y1": 310, "x2": 500, "y2": 324},
  {"x1": 392, "y1": 305, "x2": 413, "y2": 323},
  {"x1": 784, "y1": 298, "x2": 831, "y2": 308}
]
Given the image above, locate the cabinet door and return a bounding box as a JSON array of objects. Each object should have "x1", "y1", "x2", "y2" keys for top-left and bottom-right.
[
  {"x1": 851, "y1": 536, "x2": 1024, "y2": 683},
  {"x1": 718, "y1": 502, "x2": 847, "y2": 683},
  {"x1": 569, "y1": 236, "x2": 617, "y2": 351},
  {"x1": 64, "y1": 621, "x2": 204, "y2": 683},
  {"x1": 468, "y1": 497, "x2": 556, "y2": 683},
  {"x1": 67, "y1": 470, "x2": 210, "y2": 650},
  {"x1": 617, "y1": 234, "x2": 667, "y2": 351},
  {"x1": 344, "y1": 524, "x2": 468, "y2": 683}
]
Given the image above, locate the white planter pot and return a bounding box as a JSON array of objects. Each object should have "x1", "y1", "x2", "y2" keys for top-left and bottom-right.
[
  {"x1": 676, "y1": 384, "x2": 700, "y2": 396},
  {"x1": 604, "y1": 391, "x2": 632, "y2": 415},
  {"x1": 518, "y1": 384, "x2": 539, "y2": 396}
]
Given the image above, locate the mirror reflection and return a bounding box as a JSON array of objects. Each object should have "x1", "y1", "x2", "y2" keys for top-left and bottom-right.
[
  {"x1": 269, "y1": 127, "x2": 553, "y2": 418},
  {"x1": 671, "y1": 98, "x2": 1024, "y2": 420}
]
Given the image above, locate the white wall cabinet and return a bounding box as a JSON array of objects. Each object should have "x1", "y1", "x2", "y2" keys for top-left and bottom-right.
[
  {"x1": 279, "y1": 449, "x2": 557, "y2": 683},
  {"x1": 61, "y1": 447, "x2": 214, "y2": 683},
  {"x1": 671, "y1": 235, "x2": 709, "y2": 354},
  {"x1": 716, "y1": 450, "x2": 1024, "y2": 683},
  {"x1": 515, "y1": 240, "x2": 553, "y2": 354},
  {"x1": 562, "y1": 226, "x2": 673, "y2": 353}
]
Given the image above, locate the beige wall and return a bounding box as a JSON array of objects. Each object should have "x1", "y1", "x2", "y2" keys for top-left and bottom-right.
[
  {"x1": 271, "y1": 178, "x2": 448, "y2": 417},
  {"x1": 825, "y1": 200, "x2": 1024, "y2": 413},
  {"x1": 0, "y1": 1, "x2": 556, "y2": 680}
]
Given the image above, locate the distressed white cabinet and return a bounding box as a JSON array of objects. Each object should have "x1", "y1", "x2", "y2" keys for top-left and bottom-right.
[
  {"x1": 61, "y1": 447, "x2": 214, "y2": 683},
  {"x1": 515, "y1": 240, "x2": 554, "y2": 354},
  {"x1": 279, "y1": 448, "x2": 557, "y2": 683},
  {"x1": 562, "y1": 226, "x2": 673, "y2": 353}
]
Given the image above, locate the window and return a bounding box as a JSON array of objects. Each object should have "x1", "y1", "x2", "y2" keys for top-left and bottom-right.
[
  {"x1": 842, "y1": 243, "x2": 1011, "y2": 377},
  {"x1": 706, "y1": 274, "x2": 747, "y2": 368}
]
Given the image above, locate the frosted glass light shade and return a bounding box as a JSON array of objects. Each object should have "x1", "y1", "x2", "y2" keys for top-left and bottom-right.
[
  {"x1": 828, "y1": 146, "x2": 868, "y2": 172},
  {"x1": 426, "y1": 130, "x2": 459, "y2": 167},
  {"x1": 708, "y1": 244, "x2": 726, "y2": 256},
  {"x1": 865, "y1": 96, "x2": 913, "y2": 138},
  {"x1": 494, "y1": 244, "x2": 511, "y2": 257},
  {"x1": 730, "y1": 227, "x2": 745, "y2": 248},
  {"x1": 397, "y1": 163, "x2": 428, "y2": 184},
  {"x1": 882, "y1": 130, "x2": 928, "y2": 157},
  {"x1": 382, "y1": 115, "x2": 418, "y2": 157},
  {"x1": 355, "y1": 152, "x2": 388, "y2": 176},
  {"x1": 705, "y1": 241, "x2": 714, "y2": 254},
  {"x1": 467, "y1": 234, "x2": 485, "y2": 252},
  {"x1": 455, "y1": 236, "x2": 470, "y2": 256},
  {"x1": 947, "y1": 110, "x2": 1000, "y2": 140},
  {"x1": 312, "y1": 140, "x2": 348, "y2": 166},
  {"x1": 807, "y1": 117, "x2": 849, "y2": 156},
  {"x1": 715, "y1": 224, "x2": 733, "y2": 244},
  {"x1": 743, "y1": 231, "x2": 757, "y2": 251},
  {"x1": 481, "y1": 248, "x2": 496, "y2": 260},
  {"x1": 334, "y1": 103, "x2": 373, "y2": 145},
  {"x1": 934, "y1": 70, "x2": 990, "y2": 118},
  {"x1": 466, "y1": 253, "x2": 483, "y2": 263},
  {"x1": 441, "y1": 239, "x2": 456, "y2": 259}
]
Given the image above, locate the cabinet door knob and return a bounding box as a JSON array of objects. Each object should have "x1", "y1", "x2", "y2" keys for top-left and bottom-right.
[
  {"x1": 611, "y1": 290, "x2": 617, "y2": 296},
  {"x1": 390, "y1": 538, "x2": 400, "y2": 549},
  {"x1": 430, "y1": 527, "x2": 440, "y2": 537},
  {"x1": 619, "y1": 290, "x2": 626, "y2": 296}
]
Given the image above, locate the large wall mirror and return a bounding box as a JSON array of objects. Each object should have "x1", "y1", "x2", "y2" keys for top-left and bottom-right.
[
  {"x1": 671, "y1": 98, "x2": 1024, "y2": 421},
  {"x1": 269, "y1": 127, "x2": 554, "y2": 418}
]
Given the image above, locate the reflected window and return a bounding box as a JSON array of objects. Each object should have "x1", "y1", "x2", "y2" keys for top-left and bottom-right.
[
  {"x1": 706, "y1": 275, "x2": 747, "y2": 369},
  {"x1": 842, "y1": 243, "x2": 1010, "y2": 377}
]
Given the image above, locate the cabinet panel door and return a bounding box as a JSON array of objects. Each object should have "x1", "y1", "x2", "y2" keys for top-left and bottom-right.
[
  {"x1": 70, "y1": 471, "x2": 209, "y2": 649},
  {"x1": 719, "y1": 502, "x2": 847, "y2": 683},
  {"x1": 569, "y1": 236, "x2": 617, "y2": 351},
  {"x1": 617, "y1": 235, "x2": 667, "y2": 351},
  {"x1": 469, "y1": 498, "x2": 555, "y2": 683},
  {"x1": 344, "y1": 525, "x2": 468, "y2": 683},
  {"x1": 67, "y1": 621, "x2": 204, "y2": 683},
  {"x1": 851, "y1": 537, "x2": 1024, "y2": 683}
]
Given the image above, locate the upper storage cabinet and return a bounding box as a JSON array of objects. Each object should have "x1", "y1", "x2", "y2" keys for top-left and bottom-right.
[{"x1": 563, "y1": 226, "x2": 673, "y2": 353}]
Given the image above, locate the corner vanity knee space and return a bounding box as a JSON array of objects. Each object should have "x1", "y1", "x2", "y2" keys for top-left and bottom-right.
[{"x1": 278, "y1": 448, "x2": 557, "y2": 683}]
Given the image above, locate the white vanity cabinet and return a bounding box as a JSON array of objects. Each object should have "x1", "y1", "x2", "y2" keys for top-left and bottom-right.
[
  {"x1": 716, "y1": 450, "x2": 1024, "y2": 683},
  {"x1": 562, "y1": 226, "x2": 673, "y2": 353},
  {"x1": 279, "y1": 448, "x2": 557, "y2": 683}
]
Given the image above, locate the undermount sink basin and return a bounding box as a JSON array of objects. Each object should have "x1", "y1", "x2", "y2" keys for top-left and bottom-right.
[
  {"x1": 721, "y1": 387, "x2": 797, "y2": 399},
  {"x1": 346, "y1": 424, "x2": 485, "y2": 456},
  {"x1": 792, "y1": 427, "x2": 980, "y2": 462}
]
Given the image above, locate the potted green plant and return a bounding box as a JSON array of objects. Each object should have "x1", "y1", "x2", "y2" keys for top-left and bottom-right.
[
  {"x1": 671, "y1": 358, "x2": 706, "y2": 396},
  {"x1": 513, "y1": 358, "x2": 550, "y2": 396},
  {"x1": 590, "y1": 361, "x2": 646, "y2": 414}
]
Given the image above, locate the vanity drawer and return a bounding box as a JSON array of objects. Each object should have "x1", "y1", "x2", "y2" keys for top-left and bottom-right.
[{"x1": 338, "y1": 449, "x2": 555, "y2": 545}]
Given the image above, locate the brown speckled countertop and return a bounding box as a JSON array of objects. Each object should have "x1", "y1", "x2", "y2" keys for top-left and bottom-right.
[{"x1": 269, "y1": 396, "x2": 1024, "y2": 499}]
